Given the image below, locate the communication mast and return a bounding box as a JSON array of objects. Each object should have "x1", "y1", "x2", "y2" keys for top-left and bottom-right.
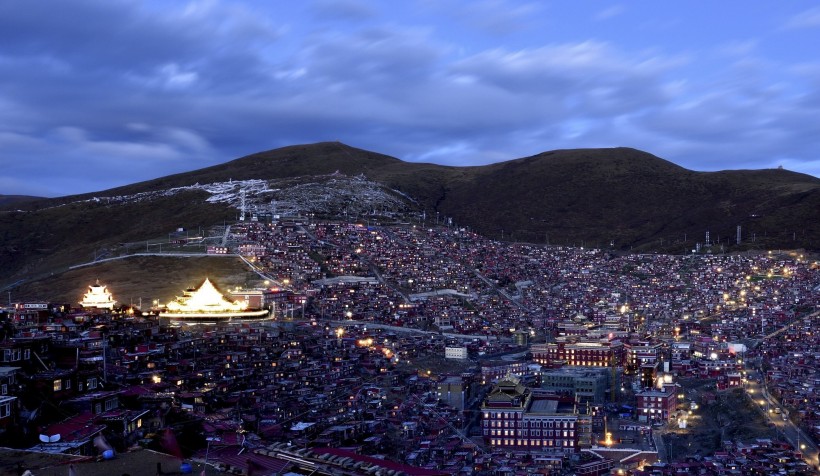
[
  {"x1": 736, "y1": 226, "x2": 741, "y2": 245},
  {"x1": 239, "y1": 189, "x2": 247, "y2": 221}
]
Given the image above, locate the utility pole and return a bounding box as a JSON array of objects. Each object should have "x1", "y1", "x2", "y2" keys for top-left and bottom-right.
[{"x1": 103, "y1": 334, "x2": 107, "y2": 382}]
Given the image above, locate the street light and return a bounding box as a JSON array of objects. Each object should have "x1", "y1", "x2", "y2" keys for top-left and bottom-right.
[
  {"x1": 336, "y1": 327, "x2": 345, "y2": 348},
  {"x1": 205, "y1": 436, "x2": 221, "y2": 468}
]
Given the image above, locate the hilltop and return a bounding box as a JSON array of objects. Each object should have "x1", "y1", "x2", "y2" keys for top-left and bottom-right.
[{"x1": 1, "y1": 142, "x2": 818, "y2": 290}]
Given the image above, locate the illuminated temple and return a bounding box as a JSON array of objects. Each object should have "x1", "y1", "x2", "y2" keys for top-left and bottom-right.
[
  {"x1": 80, "y1": 279, "x2": 117, "y2": 310},
  {"x1": 158, "y1": 278, "x2": 269, "y2": 320}
]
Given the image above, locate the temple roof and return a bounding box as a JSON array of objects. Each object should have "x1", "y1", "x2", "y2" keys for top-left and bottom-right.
[
  {"x1": 80, "y1": 279, "x2": 116, "y2": 309},
  {"x1": 484, "y1": 374, "x2": 530, "y2": 407}
]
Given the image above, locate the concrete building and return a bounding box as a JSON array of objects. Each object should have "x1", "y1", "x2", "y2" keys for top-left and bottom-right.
[
  {"x1": 635, "y1": 384, "x2": 678, "y2": 422},
  {"x1": 531, "y1": 337, "x2": 625, "y2": 368},
  {"x1": 481, "y1": 375, "x2": 579, "y2": 453},
  {"x1": 436, "y1": 375, "x2": 469, "y2": 411},
  {"x1": 626, "y1": 342, "x2": 662, "y2": 375},
  {"x1": 540, "y1": 367, "x2": 608, "y2": 403},
  {"x1": 444, "y1": 346, "x2": 468, "y2": 360}
]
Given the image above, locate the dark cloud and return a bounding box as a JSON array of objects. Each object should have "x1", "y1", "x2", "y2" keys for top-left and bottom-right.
[
  {"x1": 0, "y1": 0, "x2": 819, "y2": 197},
  {"x1": 311, "y1": 0, "x2": 375, "y2": 21}
]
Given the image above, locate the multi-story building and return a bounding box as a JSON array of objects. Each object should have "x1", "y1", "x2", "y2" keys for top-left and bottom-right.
[
  {"x1": 0, "y1": 367, "x2": 20, "y2": 398},
  {"x1": 481, "y1": 376, "x2": 579, "y2": 453},
  {"x1": 540, "y1": 367, "x2": 608, "y2": 403},
  {"x1": 480, "y1": 361, "x2": 531, "y2": 384},
  {"x1": 436, "y1": 375, "x2": 471, "y2": 411},
  {"x1": 444, "y1": 346, "x2": 468, "y2": 360},
  {"x1": 531, "y1": 337, "x2": 625, "y2": 368},
  {"x1": 635, "y1": 384, "x2": 678, "y2": 422},
  {"x1": 625, "y1": 342, "x2": 662, "y2": 374}
]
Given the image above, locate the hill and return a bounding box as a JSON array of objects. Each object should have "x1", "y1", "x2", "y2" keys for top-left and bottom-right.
[
  {"x1": 10, "y1": 255, "x2": 262, "y2": 306},
  {"x1": 1, "y1": 142, "x2": 818, "y2": 291},
  {"x1": 0, "y1": 195, "x2": 45, "y2": 207},
  {"x1": 103, "y1": 142, "x2": 820, "y2": 249}
]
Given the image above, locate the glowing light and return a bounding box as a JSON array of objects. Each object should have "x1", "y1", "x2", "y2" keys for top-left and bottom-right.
[
  {"x1": 167, "y1": 279, "x2": 248, "y2": 313},
  {"x1": 79, "y1": 279, "x2": 117, "y2": 310},
  {"x1": 159, "y1": 278, "x2": 268, "y2": 319}
]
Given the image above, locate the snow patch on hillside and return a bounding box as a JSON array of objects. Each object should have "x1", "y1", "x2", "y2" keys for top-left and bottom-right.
[{"x1": 48, "y1": 174, "x2": 414, "y2": 218}]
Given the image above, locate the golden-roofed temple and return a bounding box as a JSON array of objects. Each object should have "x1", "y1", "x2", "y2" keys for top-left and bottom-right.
[
  {"x1": 79, "y1": 279, "x2": 117, "y2": 310},
  {"x1": 159, "y1": 278, "x2": 269, "y2": 321}
]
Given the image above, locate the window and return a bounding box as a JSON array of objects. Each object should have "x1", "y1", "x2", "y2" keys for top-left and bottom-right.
[
  {"x1": 1, "y1": 384, "x2": 6, "y2": 395},
  {"x1": 88, "y1": 378, "x2": 97, "y2": 390},
  {"x1": 24, "y1": 349, "x2": 30, "y2": 360},
  {"x1": 53, "y1": 380, "x2": 62, "y2": 392},
  {"x1": 65, "y1": 379, "x2": 71, "y2": 390},
  {"x1": 105, "y1": 399, "x2": 117, "y2": 411},
  {"x1": 0, "y1": 402, "x2": 9, "y2": 418}
]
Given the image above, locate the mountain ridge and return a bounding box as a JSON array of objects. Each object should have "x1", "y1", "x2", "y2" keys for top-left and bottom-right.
[{"x1": 1, "y1": 142, "x2": 818, "y2": 290}]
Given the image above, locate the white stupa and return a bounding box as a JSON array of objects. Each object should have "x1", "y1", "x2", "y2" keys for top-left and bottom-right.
[
  {"x1": 159, "y1": 278, "x2": 269, "y2": 320},
  {"x1": 80, "y1": 279, "x2": 117, "y2": 310}
]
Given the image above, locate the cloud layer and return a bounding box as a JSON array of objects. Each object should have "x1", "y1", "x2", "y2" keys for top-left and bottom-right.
[{"x1": 1, "y1": 0, "x2": 819, "y2": 196}]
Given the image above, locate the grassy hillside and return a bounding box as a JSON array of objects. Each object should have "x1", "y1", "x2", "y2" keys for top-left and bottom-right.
[
  {"x1": 0, "y1": 190, "x2": 234, "y2": 290},
  {"x1": 9, "y1": 255, "x2": 261, "y2": 305},
  {"x1": 79, "y1": 142, "x2": 818, "y2": 252},
  {"x1": 0, "y1": 195, "x2": 45, "y2": 208},
  {"x1": 436, "y1": 148, "x2": 820, "y2": 250},
  {"x1": 1, "y1": 142, "x2": 818, "y2": 291}
]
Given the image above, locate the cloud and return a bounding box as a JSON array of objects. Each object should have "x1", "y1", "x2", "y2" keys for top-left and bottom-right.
[
  {"x1": 423, "y1": 0, "x2": 541, "y2": 35},
  {"x1": 594, "y1": 5, "x2": 624, "y2": 21},
  {"x1": 784, "y1": 6, "x2": 820, "y2": 29},
  {"x1": 0, "y1": 125, "x2": 218, "y2": 196},
  {"x1": 311, "y1": 0, "x2": 375, "y2": 21},
  {"x1": 299, "y1": 26, "x2": 445, "y2": 88},
  {"x1": 449, "y1": 41, "x2": 684, "y2": 121},
  {"x1": 714, "y1": 40, "x2": 758, "y2": 57},
  {"x1": 1, "y1": 0, "x2": 820, "y2": 197}
]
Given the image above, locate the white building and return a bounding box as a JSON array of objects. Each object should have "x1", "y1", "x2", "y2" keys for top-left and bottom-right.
[{"x1": 445, "y1": 346, "x2": 468, "y2": 360}]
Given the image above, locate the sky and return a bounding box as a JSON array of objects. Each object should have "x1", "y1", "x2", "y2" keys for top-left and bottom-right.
[{"x1": 2, "y1": 1, "x2": 820, "y2": 197}]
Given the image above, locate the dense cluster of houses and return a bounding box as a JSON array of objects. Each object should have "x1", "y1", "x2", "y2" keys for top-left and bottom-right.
[{"x1": 1, "y1": 218, "x2": 818, "y2": 474}]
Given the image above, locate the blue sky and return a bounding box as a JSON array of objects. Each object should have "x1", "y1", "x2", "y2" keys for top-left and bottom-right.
[{"x1": 2, "y1": 0, "x2": 820, "y2": 197}]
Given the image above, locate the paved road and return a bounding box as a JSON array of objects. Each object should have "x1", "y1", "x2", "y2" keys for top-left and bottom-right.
[
  {"x1": 751, "y1": 309, "x2": 820, "y2": 469},
  {"x1": 745, "y1": 368, "x2": 820, "y2": 469},
  {"x1": 652, "y1": 426, "x2": 669, "y2": 462},
  {"x1": 329, "y1": 319, "x2": 492, "y2": 341},
  {"x1": 762, "y1": 309, "x2": 819, "y2": 340}
]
